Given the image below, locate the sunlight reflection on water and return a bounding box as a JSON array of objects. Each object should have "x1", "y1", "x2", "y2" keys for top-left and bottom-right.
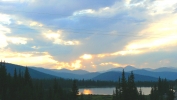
[{"x1": 79, "y1": 87, "x2": 151, "y2": 95}]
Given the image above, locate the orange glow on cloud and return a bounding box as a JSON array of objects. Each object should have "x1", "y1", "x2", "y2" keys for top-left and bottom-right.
[
  {"x1": 71, "y1": 60, "x2": 82, "y2": 69},
  {"x1": 0, "y1": 50, "x2": 58, "y2": 68},
  {"x1": 0, "y1": 49, "x2": 83, "y2": 70},
  {"x1": 94, "y1": 14, "x2": 177, "y2": 58},
  {"x1": 100, "y1": 62, "x2": 129, "y2": 67},
  {"x1": 55, "y1": 60, "x2": 82, "y2": 70},
  {"x1": 126, "y1": 14, "x2": 177, "y2": 53}
]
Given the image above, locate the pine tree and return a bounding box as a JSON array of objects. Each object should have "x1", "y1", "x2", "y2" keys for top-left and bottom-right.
[
  {"x1": 167, "y1": 86, "x2": 175, "y2": 100},
  {"x1": 53, "y1": 78, "x2": 61, "y2": 100},
  {"x1": 158, "y1": 77, "x2": 163, "y2": 100},
  {"x1": 17, "y1": 69, "x2": 23, "y2": 100},
  {"x1": 114, "y1": 77, "x2": 121, "y2": 100},
  {"x1": 138, "y1": 87, "x2": 146, "y2": 100},
  {"x1": 23, "y1": 67, "x2": 33, "y2": 100},
  {"x1": 9, "y1": 68, "x2": 18, "y2": 100},
  {"x1": 164, "y1": 78, "x2": 169, "y2": 94},
  {"x1": 6, "y1": 73, "x2": 12, "y2": 100},
  {"x1": 150, "y1": 77, "x2": 172, "y2": 100},
  {"x1": 150, "y1": 87, "x2": 154, "y2": 100},
  {"x1": 150, "y1": 85, "x2": 159, "y2": 100},
  {"x1": 48, "y1": 87, "x2": 53, "y2": 100},
  {"x1": 158, "y1": 77, "x2": 162, "y2": 95},
  {"x1": 72, "y1": 80, "x2": 79, "y2": 100},
  {"x1": 0, "y1": 61, "x2": 7, "y2": 100},
  {"x1": 113, "y1": 70, "x2": 142, "y2": 100},
  {"x1": 127, "y1": 71, "x2": 138, "y2": 100},
  {"x1": 24, "y1": 67, "x2": 32, "y2": 87},
  {"x1": 121, "y1": 69, "x2": 128, "y2": 100}
]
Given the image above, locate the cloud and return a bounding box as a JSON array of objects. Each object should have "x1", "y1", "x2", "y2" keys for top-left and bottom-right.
[
  {"x1": 100, "y1": 62, "x2": 130, "y2": 67},
  {"x1": 0, "y1": 24, "x2": 32, "y2": 48},
  {"x1": 7, "y1": 37, "x2": 31, "y2": 44},
  {"x1": 0, "y1": 0, "x2": 177, "y2": 71},
  {"x1": 0, "y1": 13, "x2": 11, "y2": 24},
  {"x1": 125, "y1": 14, "x2": 177, "y2": 53},
  {"x1": 53, "y1": 60, "x2": 82, "y2": 70},
  {"x1": 0, "y1": 50, "x2": 57, "y2": 67},
  {"x1": 43, "y1": 30, "x2": 80, "y2": 45},
  {"x1": 0, "y1": 34, "x2": 8, "y2": 48},
  {"x1": 0, "y1": 24, "x2": 11, "y2": 34}
]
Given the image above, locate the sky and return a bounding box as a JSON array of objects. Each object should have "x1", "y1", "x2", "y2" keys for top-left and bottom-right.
[{"x1": 0, "y1": 0, "x2": 177, "y2": 72}]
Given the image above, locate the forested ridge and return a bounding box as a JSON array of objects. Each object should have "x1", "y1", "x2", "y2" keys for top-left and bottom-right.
[
  {"x1": 0, "y1": 62, "x2": 79, "y2": 100},
  {"x1": 0, "y1": 62, "x2": 176, "y2": 100}
]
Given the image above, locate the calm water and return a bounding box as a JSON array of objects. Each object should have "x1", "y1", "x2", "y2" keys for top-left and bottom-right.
[{"x1": 79, "y1": 87, "x2": 151, "y2": 95}]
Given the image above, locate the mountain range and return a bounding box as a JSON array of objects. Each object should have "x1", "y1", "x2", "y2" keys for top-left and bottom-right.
[
  {"x1": 3, "y1": 63, "x2": 177, "y2": 81},
  {"x1": 4, "y1": 63, "x2": 57, "y2": 79}
]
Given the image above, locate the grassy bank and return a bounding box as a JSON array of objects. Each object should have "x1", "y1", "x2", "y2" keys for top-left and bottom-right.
[
  {"x1": 79, "y1": 95, "x2": 112, "y2": 100},
  {"x1": 79, "y1": 95, "x2": 150, "y2": 100}
]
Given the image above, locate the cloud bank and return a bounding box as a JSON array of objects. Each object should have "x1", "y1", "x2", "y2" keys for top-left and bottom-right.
[{"x1": 0, "y1": 0, "x2": 177, "y2": 71}]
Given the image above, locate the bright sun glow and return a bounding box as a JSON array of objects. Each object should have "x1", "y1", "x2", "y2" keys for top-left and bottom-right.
[{"x1": 80, "y1": 54, "x2": 92, "y2": 60}]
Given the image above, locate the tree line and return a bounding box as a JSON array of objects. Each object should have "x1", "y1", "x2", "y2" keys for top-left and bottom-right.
[
  {"x1": 0, "y1": 62, "x2": 79, "y2": 100},
  {"x1": 150, "y1": 77, "x2": 175, "y2": 100},
  {"x1": 112, "y1": 70, "x2": 145, "y2": 100},
  {"x1": 113, "y1": 70, "x2": 176, "y2": 100}
]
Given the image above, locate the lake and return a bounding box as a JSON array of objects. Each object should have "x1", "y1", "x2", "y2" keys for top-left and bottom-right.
[{"x1": 79, "y1": 87, "x2": 151, "y2": 95}]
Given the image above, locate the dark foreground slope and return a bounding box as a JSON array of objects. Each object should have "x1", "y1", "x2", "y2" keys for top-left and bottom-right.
[{"x1": 5, "y1": 63, "x2": 58, "y2": 79}]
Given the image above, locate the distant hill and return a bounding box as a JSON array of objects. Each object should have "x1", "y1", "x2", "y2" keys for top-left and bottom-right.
[
  {"x1": 108, "y1": 66, "x2": 138, "y2": 72},
  {"x1": 107, "y1": 66, "x2": 177, "y2": 73},
  {"x1": 92, "y1": 71, "x2": 158, "y2": 82},
  {"x1": 50, "y1": 72, "x2": 100, "y2": 80},
  {"x1": 30, "y1": 67, "x2": 99, "y2": 80},
  {"x1": 31, "y1": 65, "x2": 177, "y2": 81},
  {"x1": 4, "y1": 63, "x2": 58, "y2": 79},
  {"x1": 106, "y1": 66, "x2": 177, "y2": 80},
  {"x1": 151, "y1": 67, "x2": 177, "y2": 72},
  {"x1": 132, "y1": 69, "x2": 177, "y2": 80}
]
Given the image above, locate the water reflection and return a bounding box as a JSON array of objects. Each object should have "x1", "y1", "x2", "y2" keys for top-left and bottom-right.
[
  {"x1": 83, "y1": 89, "x2": 92, "y2": 94},
  {"x1": 79, "y1": 87, "x2": 151, "y2": 95}
]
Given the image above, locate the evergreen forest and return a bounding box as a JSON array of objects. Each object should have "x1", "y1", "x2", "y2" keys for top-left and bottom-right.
[
  {"x1": 112, "y1": 70, "x2": 176, "y2": 100},
  {"x1": 0, "y1": 62, "x2": 176, "y2": 100}
]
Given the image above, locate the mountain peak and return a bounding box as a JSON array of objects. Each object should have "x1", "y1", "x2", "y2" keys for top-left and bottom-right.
[{"x1": 108, "y1": 66, "x2": 137, "y2": 72}]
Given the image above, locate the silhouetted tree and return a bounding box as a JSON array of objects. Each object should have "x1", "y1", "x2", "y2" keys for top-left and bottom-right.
[
  {"x1": 167, "y1": 86, "x2": 175, "y2": 100},
  {"x1": 127, "y1": 71, "x2": 138, "y2": 100},
  {"x1": 0, "y1": 61, "x2": 7, "y2": 100},
  {"x1": 121, "y1": 69, "x2": 127, "y2": 100},
  {"x1": 113, "y1": 70, "x2": 140, "y2": 100},
  {"x1": 24, "y1": 67, "x2": 32, "y2": 87},
  {"x1": 72, "y1": 80, "x2": 79, "y2": 100},
  {"x1": 138, "y1": 87, "x2": 146, "y2": 100},
  {"x1": 23, "y1": 67, "x2": 33, "y2": 100}
]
